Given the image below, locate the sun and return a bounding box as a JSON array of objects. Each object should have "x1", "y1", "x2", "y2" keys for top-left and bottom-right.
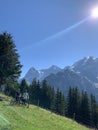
[{"x1": 91, "y1": 7, "x2": 98, "y2": 18}]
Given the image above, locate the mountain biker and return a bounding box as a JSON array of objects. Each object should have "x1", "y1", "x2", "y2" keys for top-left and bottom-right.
[{"x1": 22, "y1": 90, "x2": 29, "y2": 108}]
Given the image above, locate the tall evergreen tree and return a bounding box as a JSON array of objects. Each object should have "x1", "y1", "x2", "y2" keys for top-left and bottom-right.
[
  {"x1": 29, "y1": 79, "x2": 40, "y2": 105},
  {"x1": 20, "y1": 79, "x2": 28, "y2": 93},
  {"x1": 67, "y1": 87, "x2": 72, "y2": 117},
  {"x1": 0, "y1": 32, "x2": 22, "y2": 88},
  {"x1": 50, "y1": 87, "x2": 56, "y2": 112},
  {"x1": 40, "y1": 80, "x2": 51, "y2": 108},
  {"x1": 79, "y1": 91, "x2": 90, "y2": 125},
  {"x1": 55, "y1": 88, "x2": 66, "y2": 115},
  {"x1": 90, "y1": 94, "x2": 98, "y2": 127},
  {"x1": 60, "y1": 93, "x2": 66, "y2": 116},
  {"x1": 67, "y1": 87, "x2": 80, "y2": 119},
  {"x1": 55, "y1": 88, "x2": 61, "y2": 114}
]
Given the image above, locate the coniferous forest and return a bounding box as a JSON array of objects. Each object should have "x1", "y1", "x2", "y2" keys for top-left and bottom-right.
[{"x1": 4, "y1": 78, "x2": 98, "y2": 128}]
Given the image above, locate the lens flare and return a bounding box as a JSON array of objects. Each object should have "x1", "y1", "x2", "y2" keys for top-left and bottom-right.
[
  {"x1": 20, "y1": 17, "x2": 89, "y2": 53},
  {"x1": 91, "y1": 7, "x2": 98, "y2": 18}
]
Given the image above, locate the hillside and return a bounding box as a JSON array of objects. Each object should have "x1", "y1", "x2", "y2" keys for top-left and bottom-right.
[{"x1": 0, "y1": 93, "x2": 93, "y2": 130}]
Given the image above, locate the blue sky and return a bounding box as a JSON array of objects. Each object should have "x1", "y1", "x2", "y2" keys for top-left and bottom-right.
[{"x1": 0, "y1": 0, "x2": 98, "y2": 77}]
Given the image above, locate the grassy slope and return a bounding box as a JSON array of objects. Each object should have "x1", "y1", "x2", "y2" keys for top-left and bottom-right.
[{"x1": 0, "y1": 93, "x2": 93, "y2": 130}]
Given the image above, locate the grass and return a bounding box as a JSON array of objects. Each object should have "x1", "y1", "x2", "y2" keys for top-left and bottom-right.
[{"x1": 0, "y1": 93, "x2": 93, "y2": 130}]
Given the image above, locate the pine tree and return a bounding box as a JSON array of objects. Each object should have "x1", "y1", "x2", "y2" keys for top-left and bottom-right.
[
  {"x1": 29, "y1": 79, "x2": 40, "y2": 105},
  {"x1": 41, "y1": 80, "x2": 52, "y2": 109},
  {"x1": 73, "y1": 87, "x2": 80, "y2": 121},
  {"x1": 60, "y1": 93, "x2": 66, "y2": 116},
  {"x1": 50, "y1": 87, "x2": 56, "y2": 112},
  {"x1": 90, "y1": 94, "x2": 98, "y2": 127},
  {"x1": 79, "y1": 91, "x2": 90, "y2": 125},
  {"x1": 67, "y1": 87, "x2": 80, "y2": 120},
  {"x1": 0, "y1": 32, "x2": 22, "y2": 88},
  {"x1": 55, "y1": 88, "x2": 66, "y2": 115},
  {"x1": 67, "y1": 87, "x2": 72, "y2": 117},
  {"x1": 20, "y1": 79, "x2": 28, "y2": 93}
]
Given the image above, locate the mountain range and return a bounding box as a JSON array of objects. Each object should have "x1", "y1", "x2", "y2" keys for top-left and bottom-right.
[
  {"x1": 24, "y1": 65, "x2": 61, "y2": 83},
  {"x1": 23, "y1": 56, "x2": 98, "y2": 99}
]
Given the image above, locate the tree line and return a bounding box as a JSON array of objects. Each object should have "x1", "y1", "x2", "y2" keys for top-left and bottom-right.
[{"x1": 16, "y1": 79, "x2": 98, "y2": 128}]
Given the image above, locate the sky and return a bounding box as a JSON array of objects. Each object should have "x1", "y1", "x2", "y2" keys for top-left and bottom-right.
[{"x1": 0, "y1": 0, "x2": 98, "y2": 77}]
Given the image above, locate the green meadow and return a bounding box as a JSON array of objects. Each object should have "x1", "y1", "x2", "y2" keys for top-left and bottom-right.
[{"x1": 0, "y1": 93, "x2": 93, "y2": 130}]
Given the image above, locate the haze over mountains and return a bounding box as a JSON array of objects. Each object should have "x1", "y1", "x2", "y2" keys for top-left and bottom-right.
[{"x1": 23, "y1": 56, "x2": 98, "y2": 99}]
